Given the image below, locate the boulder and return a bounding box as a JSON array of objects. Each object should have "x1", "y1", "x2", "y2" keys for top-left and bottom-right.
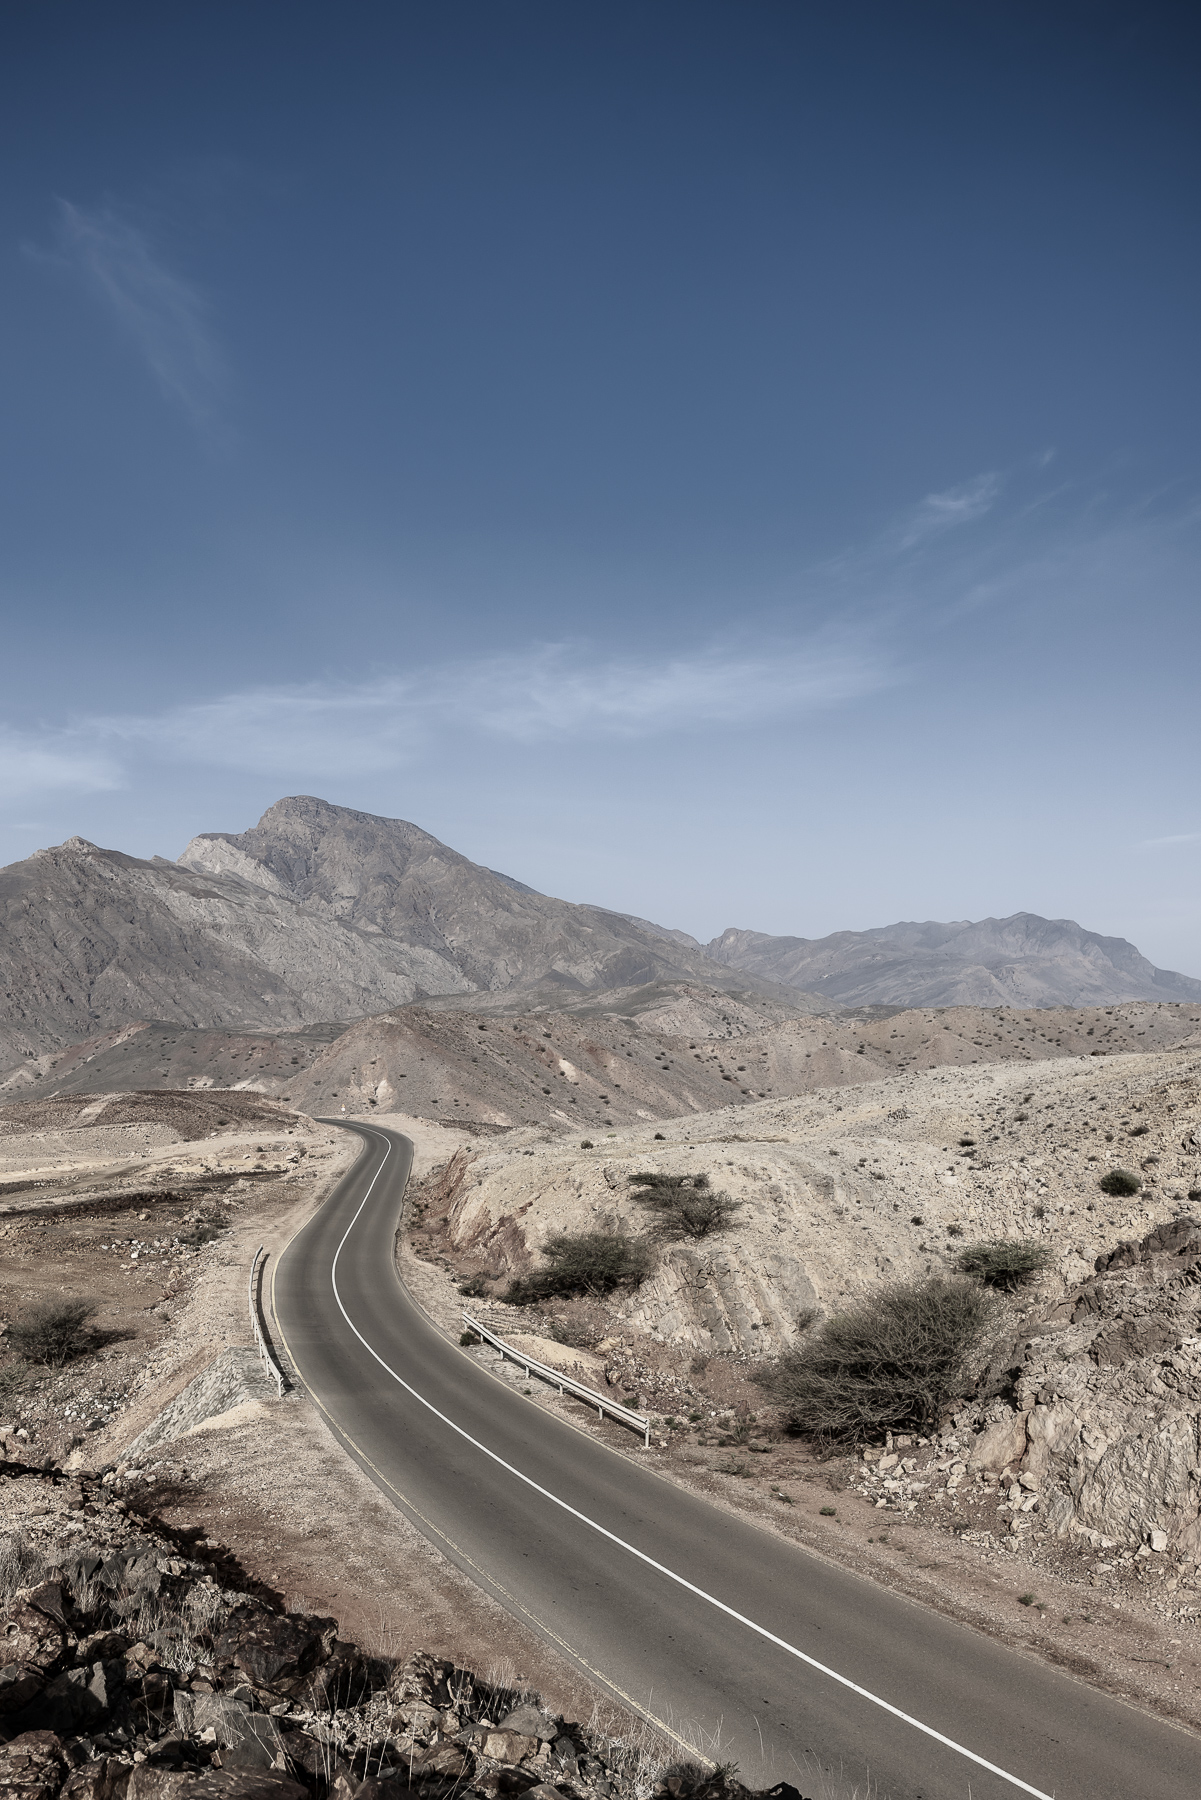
[
  {"x1": 16, "y1": 1663, "x2": 113, "y2": 1735},
  {"x1": 171, "y1": 1694, "x2": 284, "y2": 1771},
  {"x1": 213, "y1": 1608, "x2": 337, "y2": 1698},
  {"x1": 476, "y1": 1730, "x2": 538, "y2": 1765},
  {"x1": 0, "y1": 1670, "x2": 46, "y2": 1718},
  {"x1": 0, "y1": 1732, "x2": 68, "y2": 1800},
  {"x1": 61, "y1": 1761, "x2": 129, "y2": 1800},
  {"x1": 967, "y1": 1412, "x2": 1028, "y2": 1473},
  {"x1": 410, "y1": 1743, "x2": 469, "y2": 1779},
  {"x1": 1, "y1": 1589, "x2": 68, "y2": 1678},
  {"x1": 498, "y1": 1706, "x2": 557, "y2": 1742}
]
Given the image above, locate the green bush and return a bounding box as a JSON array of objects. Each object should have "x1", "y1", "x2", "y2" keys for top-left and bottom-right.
[
  {"x1": 9, "y1": 1298, "x2": 98, "y2": 1368},
  {"x1": 507, "y1": 1231, "x2": 655, "y2": 1303},
  {"x1": 1099, "y1": 1167, "x2": 1141, "y2": 1197},
  {"x1": 957, "y1": 1238, "x2": 1053, "y2": 1290},
  {"x1": 766, "y1": 1276, "x2": 1002, "y2": 1443},
  {"x1": 628, "y1": 1171, "x2": 742, "y2": 1239}
]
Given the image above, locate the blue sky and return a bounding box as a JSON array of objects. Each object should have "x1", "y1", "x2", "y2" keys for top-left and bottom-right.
[{"x1": 3, "y1": 2, "x2": 1201, "y2": 970}]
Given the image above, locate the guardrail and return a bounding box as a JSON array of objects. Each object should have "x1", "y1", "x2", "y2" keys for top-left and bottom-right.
[
  {"x1": 462, "y1": 1311, "x2": 650, "y2": 1447},
  {"x1": 249, "y1": 1246, "x2": 288, "y2": 1397}
]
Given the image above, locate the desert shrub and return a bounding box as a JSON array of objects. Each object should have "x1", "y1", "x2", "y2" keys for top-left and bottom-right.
[
  {"x1": 458, "y1": 1272, "x2": 488, "y2": 1298},
  {"x1": 507, "y1": 1231, "x2": 655, "y2": 1303},
  {"x1": 579, "y1": 1139, "x2": 594, "y2": 1149},
  {"x1": 628, "y1": 1171, "x2": 742, "y2": 1239},
  {"x1": 1128, "y1": 1123, "x2": 1150, "y2": 1137},
  {"x1": 766, "y1": 1276, "x2": 1002, "y2": 1443},
  {"x1": 8, "y1": 1297, "x2": 98, "y2": 1368},
  {"x1": 1099, "y1": 1168, "x2": 1141, "y2": 1197},
  {"x1": 957, "y1": 1238, "x2": 1053, "y2": 1290}
]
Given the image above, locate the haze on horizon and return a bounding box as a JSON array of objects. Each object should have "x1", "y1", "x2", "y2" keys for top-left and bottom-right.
[{"x1": 2, "y1": 3, "x2": 1200, "y2": 972}]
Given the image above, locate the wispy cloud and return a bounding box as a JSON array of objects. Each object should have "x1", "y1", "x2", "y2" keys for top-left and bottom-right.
[
  {"x1": 1140, "y1": 832, "x2": 1201, "y2": 850},
  {"x1": 900, "y1": 473, "x2": 1001, "y2": 548},
  {"x1": 0, "y1": 728, "x2": 122, "y2": 799},
  {"x1": 36, "y1": 200, "x2": 225, "y2": 425},
  {"x1": 86, "y1": 635, "x2": 893, "y2": 778}
]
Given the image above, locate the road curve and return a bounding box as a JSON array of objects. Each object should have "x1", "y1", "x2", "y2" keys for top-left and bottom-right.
[{"x1": 271, "y1": 1123, "x2": 1200, "y2": 1800}]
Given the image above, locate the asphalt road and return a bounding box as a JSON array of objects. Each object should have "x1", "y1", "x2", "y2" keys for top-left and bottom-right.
[{"x1": 270, "y1": 1122, "x2": 1200, "y2": 1800}]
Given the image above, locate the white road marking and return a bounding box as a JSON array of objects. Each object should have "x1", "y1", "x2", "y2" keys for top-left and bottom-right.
[{"x1": 328, "y1": 1126, "x2": 1055, "y2": 1800}]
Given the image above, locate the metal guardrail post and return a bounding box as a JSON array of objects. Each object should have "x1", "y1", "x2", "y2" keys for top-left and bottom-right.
[
  {"x1": 249, "y1": 1245, "x2": 287, "y2": 1398},
  {"x1": 462, "y1": 1311, "x2": 651, "y2": 1447}
]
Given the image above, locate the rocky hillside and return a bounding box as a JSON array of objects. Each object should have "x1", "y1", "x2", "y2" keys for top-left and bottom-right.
[
  {"x1": 707, "y1": 913, "x2": 1201, "y2": 1008},
  {"x1": 412, "y1": 1043, "x2": 1201, "y2": 1555},
  {"x1": 0, "y1": 1464, "x2": 739, "y2": 1800}
]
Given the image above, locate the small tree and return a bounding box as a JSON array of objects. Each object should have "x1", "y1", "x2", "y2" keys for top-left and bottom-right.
[
  {"x1": 1099, "y1": 1168, "x2": 1141, "y2": 1197},
  {"x1": 9, "y1": 1298, "x2": 98, "y2": 1368},
  {"x1": 507, "y1": 1231, "x2": 654, "y2": 1303},
  {"x1": 766, "y1": 1276, "x2": 1002, "y2": 1443},
  {"x1": 628, "y1": 1172, "x2": 741, "y2": 1239},
  {"x1": 957, "y1": 1239, "x2": 1053, "y2": 1290}
]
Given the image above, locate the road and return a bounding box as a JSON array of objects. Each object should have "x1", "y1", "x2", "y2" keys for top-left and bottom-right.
[{"x1": 270, "y1": 1122, "x2": 1200, "y2": 1800}]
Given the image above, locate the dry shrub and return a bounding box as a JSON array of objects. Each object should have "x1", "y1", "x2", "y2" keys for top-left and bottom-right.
[
  {"x1": 1099, "y1": 1167, "x2": 1141, "y2": 1197},
  {"x1": 9, "y1": 1297, "x2": 98, "y2": 1367},
  {"x1": 628, "y1": 1172, "x2": 742, "y2": 1239},
  {"x1": 507, "y1": 1231, "x2": 655, "y2": 1302},
  {"x1": 767, "y1": 1276, "x2": 1002, "y2": 1443},
  {"x1": 956, "y1": 1238, "x2": 1053, "y2": 1290}
]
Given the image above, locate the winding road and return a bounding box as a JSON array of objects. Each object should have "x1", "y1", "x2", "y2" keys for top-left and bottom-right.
[{"x1": 270, "y1": 1122, "x2": 1200, "y2": 1800}]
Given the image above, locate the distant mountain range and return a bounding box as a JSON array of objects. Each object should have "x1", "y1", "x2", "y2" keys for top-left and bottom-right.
[
  {"x1": 702, "y1": 916, "x2": 1201, "y2": 1010},
  {"x1": 1, "y1": 794, "x2": 1197, "y2": 1066}
]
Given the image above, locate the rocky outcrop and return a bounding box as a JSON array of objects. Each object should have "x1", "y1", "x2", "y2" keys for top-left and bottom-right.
[
  {"x1": 0, "y1": 1464, "x2": 794, "y2": 1800},
  {"x1": 958, "y1": 1217, "x2": 1201, "y2": 1553}
]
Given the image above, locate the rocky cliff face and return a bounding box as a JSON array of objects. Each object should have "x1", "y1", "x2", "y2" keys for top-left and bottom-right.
[{"x1": 706, "y1": 913, "x2": 1201, "y2": 1008}]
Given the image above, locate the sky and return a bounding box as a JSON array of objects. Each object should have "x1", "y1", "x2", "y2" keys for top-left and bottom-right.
[{"x1": 3, "y1": 1, "x2": 1201, "y2": 970}]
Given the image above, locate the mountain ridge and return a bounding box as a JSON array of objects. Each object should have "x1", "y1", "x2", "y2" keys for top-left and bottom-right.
[
  {"x1": 704, "y1": 913, "x2": 1201, "y2": 1008},
  {"x1": 3, "y1": 796, "x2": 1198, "y2": 1071}
]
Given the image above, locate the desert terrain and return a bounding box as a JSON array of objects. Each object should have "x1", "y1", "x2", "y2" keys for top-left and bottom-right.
[{"x1": 2, "y1": 1032, "x2": 1201, "y2": 1753}]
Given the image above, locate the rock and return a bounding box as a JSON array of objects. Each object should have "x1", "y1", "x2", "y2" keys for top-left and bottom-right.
[
  {"x1": 0, "y1": 1669, "x2": 46, "y2": 1717},
  {"x1": 61, "y1": 1761, "x2": 129, "y2": 1800},
  {"x1": 303, "y1": 1643, "x2": 367, "y2": 1710},
  {"x1": 0, "y1": 1592, "x2": 67, "y2": 1682},
  {"x1": 411, "y1": 1742, "x2": 469, "y2": 1779},
  {"x1": 497, "y1": 1705, "x2": 557, "y2": 1742},
  {"x1": 1150, "y1": 1528, "x2": 1169, "y2": 1553},
  {"x1": 477, "y1": 1730, "x2": 538, "y2": 1765},
  {"x1": 0, "y1": 1732, "x2": 68, "y2": 1800},
  {"x1": 17, "y1": 1662, "x2": 113, "y2": 1735},
  {"x1": 172, "y1": 1694, "x2": 284, "y2": 1771},
  {"x1": 967, "y1": 1413, "x2": 1029, "y2": 1473},
  {"x1": 388, "y1": 1701, "x2": 441, "y2": 1734},
  {"x1": 213, "y1": 1608, "x2": 337, "y2": 1698},
  {"x1": 1090, "y1": 1317, "x2": 1178, "y2": 1366},
  {"x1": 127, "y1": 1773, "x2": 306, "y2": 1800}
]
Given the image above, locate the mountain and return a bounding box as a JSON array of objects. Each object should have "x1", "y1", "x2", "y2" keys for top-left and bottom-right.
[
  {"x1": 705, "y1": 913, "x2": 1201, "y2": 1009},
  {"x1": 0, "y1": 798, "x2": 795, "y2": 1065}
]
